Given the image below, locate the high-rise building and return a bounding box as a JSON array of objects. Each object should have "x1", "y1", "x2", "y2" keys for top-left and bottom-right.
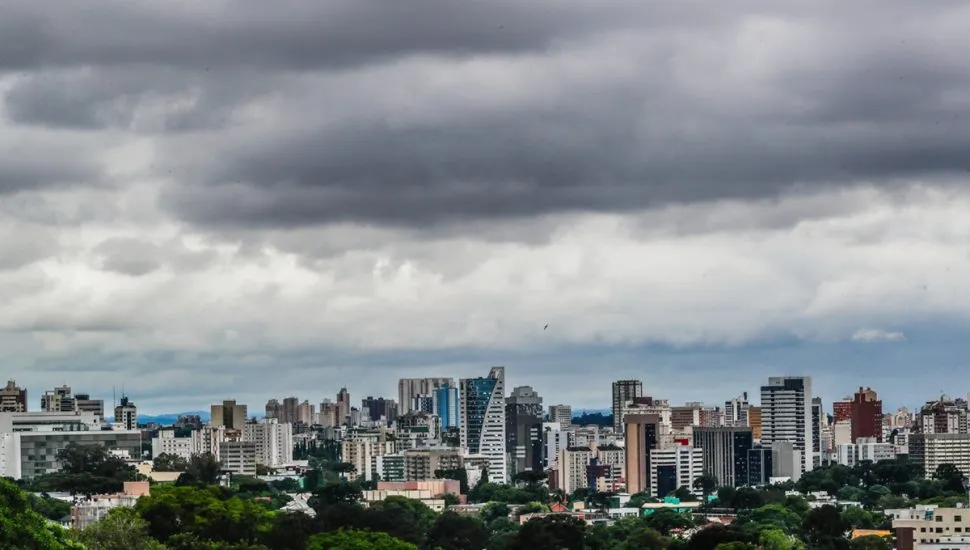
[
  {"x1": 318, "y1": 400, "x2": 339, "y2": 428},
  {"x1": 242, "y1": 418, "x2": 293, "y2": 468},
  {"x1": 296, "y1": 400, "x2": 315, "y2": 424},
  {"x1": 833, "y1": 398, "x2": 853, "y2": 423},
  {"x1": 650, "y1": 445, "x2": 704, "y2": 499},
  {"x1": 748, "y1": 406, "x2": 762, "y2": 440},
  {"x1": 434, "y1": 384, "x2": 458, "y2": 429},
  {"x1": 362, "y1": 396, "x2": 397, "y2": 424},
  {"x1": 460, "y1": 366, "x2": 507, "y2": 484},
  {"x1": 693, "y1": 426, "x2": 754, "y2": 488},
  {"x1": 548, "y1": 404, "x2": 572, "y2": 429},
  {"x1": 40, "y1": 385, "x2": 74, "y2": 413},
  {"x1": 557, "y1": 446, "x2": 593, "y2": 495},
  {"x1": 211, "y1": 399, "x2": 248, "y2": 430},
  {"x1": 851, "y1": 387, "x2": 883, "y2": 442},
  {"x1": 506, "y1": 386, "x2": 544, "y2": 476},
  {"x1": 265, "y1": 399, "x2": 282, "y2": 420},
  {"x1": 724, "y1": 393, "x2": 750, "y2": 427},
  {"x1": 811, "y1": 397, "x2": 823, "y2": 468},
  {"x1": 398, "y1": 378, "x2": 454, "y2": 415},
  {"x1": 0, "y1": 381, "x2": 27, "y2": 413},
  {"x1": 114, "y1": 396, "x2": 137, "y2": 430},
  {"x1": 612, "y1": 380, "x2": 643, "y2": 433},
  {"x1": 760, "y1": 376, "x2": 813, "y2": 473},
  {"x1": 336, "y1": 388, "x2": 351, "y2": 426},
  {"x1": 909, "y1": 433, "x2": 970, "y2": 478},
  {"x1": 624, "y1": 414, "x2": 660, "y2": 495}
]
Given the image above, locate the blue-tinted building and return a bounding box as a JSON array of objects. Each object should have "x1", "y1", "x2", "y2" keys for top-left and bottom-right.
[{"x1": 435, "y1": 383, "x2": 459, "y2": 429}]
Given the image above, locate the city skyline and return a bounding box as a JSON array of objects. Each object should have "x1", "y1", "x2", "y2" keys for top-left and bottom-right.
[{"x1": 3, "y1": 2, "x2": 970, "y2": 413}]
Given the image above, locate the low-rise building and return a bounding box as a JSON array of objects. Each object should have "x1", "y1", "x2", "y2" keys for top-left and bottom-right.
[
  {"x1": 219, "y1": 441, "x2": 257, "y2": 476},
  {"x1": 890, "y1": 505, "x2": 970, "y2": 549},
  {"x1": 72, "y1": 481, "x2": 150, "y2": 529}
]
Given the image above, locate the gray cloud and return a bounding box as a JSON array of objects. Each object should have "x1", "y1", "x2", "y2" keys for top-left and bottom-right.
[{"x1": 3, "y1": 1, "x2": 969, "y2": 230}]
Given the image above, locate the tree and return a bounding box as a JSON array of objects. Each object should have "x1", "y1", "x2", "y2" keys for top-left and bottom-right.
[
  {"x1": 623, "y1": 526, "x2": 668, "y2": 550},
  {"x1": 134, "y1": 484, "x2": 273, "y2": 545},
  {"x1": 643, "y1": 508, "x2": 693, "y2": 535},
  {"x1": 759, "y1": 528, "x2": 805, "y2": 550},
  {"x1": 0, "y1": 477, "x2": 84, "y2": 550},
  {"x1": 510, "y1": 514, "x2": 585, "y2": 550},
  {"x1": 802, "y1": 505, "x2": 850, "y2": 550},
  {"x1": 30, "y1": 443, "x2": 140, "y2": 496},
  {"x1": 933, "y1": 463, "x2": 966, "y2": 493},
  {"x1": 685, "y1": 525, "x2": 755, "y2": 550},
  {"x1": 672, "y1": 486, "x2": 698, "y2": 502},
  {"x1": 513, "y1": 470, "x2": 548, "y2": 487},
  {"x1": 627, "y1": 491, "x2": 654, "y2": 509},
  {"x1": 715, "y1": 543, "x2": 757, "y2": 550},
  {"x1": 177, "y1": 453, "x2": 223, "y2": 485},
  {"x1": 306, "y1": 529, "x2": 417, "y2": 550},
  {"x1": 361, "y1": 495, "x2": 437, "y2": 547},
  {"x1": 28, "y1": 493, "x2": 72, "y2": 521},
  {"x1": 443, "y1": 493, "x2": 461, "y2": 507},
  {"x1": 693, "y1": 473, "x2": 719, "y2": 501},
  {"x1": 261, "y1": 511, "x2": 317, "y2": 550},
  {"x1": 72, "y1": 507, "x2": 166, "y2": 550},
  {"x1": 481, "y1": 502, "x2": 511, "y2": 524},
  {"x1": 426, "y1": 511, "x2": 490, "y2": 550},
  {"x1": 152, "y1": 452, "x2": 189, "y2": 472}
]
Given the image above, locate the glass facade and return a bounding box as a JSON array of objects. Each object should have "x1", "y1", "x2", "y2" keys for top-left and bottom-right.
[{"x1": 462, "y1": 378, "x2": 496, "y2": 454}]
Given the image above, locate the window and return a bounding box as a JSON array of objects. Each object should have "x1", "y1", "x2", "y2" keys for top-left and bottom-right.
[
  {"x1": 957, "y1": 515, "x2": 964, "y2": 522},
  {"x1": 938, "y1": 516, "x2": 944, "y2": 522}
]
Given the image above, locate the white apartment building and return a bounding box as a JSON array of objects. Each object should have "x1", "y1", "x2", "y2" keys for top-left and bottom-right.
[
  {"x1": 592, "y1": 444, "x2": 626, "y2": 492},
  {"x1": 834, "y1": 437, "x2": 895, "y2": 467},
  {"x1": 649, "y1": 446, "x2": 704, "y2": 499},
  {"x1": 557, "y1": 447, "x2": 593, "y2": 495},
  {"x1": 242, "y1": 419, "x2": 293, "y2": 469},
  {"x1": 910, "y1": 433, "x2": 970, "y2": 479},
  {"x1": 150, "y1": 425, "x2": 226, "y2": 462},
  {"x1": 341, "y1": 437, "x2": 396, "y2": 481},
  {"x1": 460, "y1": 366, "x2": 508, "y2": 484},
  {"x1": 220, "y1": 441, "x2": 256, "y2": 476},
  {"x1": 542, "y1": 422, "x2": 572, "y2": 469},
  {"x1": 760, "y1": 376, "x2": 814, "y2": 474}
]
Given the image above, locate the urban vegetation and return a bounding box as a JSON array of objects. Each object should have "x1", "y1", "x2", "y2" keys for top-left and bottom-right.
[{"x1": 3, "y1": 444, "x2": 966, "y2": 549}]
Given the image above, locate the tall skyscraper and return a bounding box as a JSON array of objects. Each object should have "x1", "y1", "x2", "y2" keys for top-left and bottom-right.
[
  {"x1": 624, "y1": 414, "x2": 660, "y2": 494},
  {"x1": 693, "y1": 426, "x2": 754, "y2": 487},
  {"x1": 612, "y1": 380, "x2": 643, "y2": 433},
  {"x1": 851, "y1": 387, "x2": 883, "y2": 443},
  {"x1": 0, "y1": 380, "x2": 27, "y2": 412},
  {"x1": 811, "y1": 397, "x2": 823, "y2": 468},
  {"x1": 398, "y1": 378, "x2": 454, "y2": 415},
  {"x1": 460, "y1": 366, "x2": 507, "y2": 484},
  {"x1": 434, "y1": 384, "x2": 459, "y2": 429},
  {"x1": 265, "y1": 399, "x2": 282, "y2": 420},
  {"x1": 336, "y1": 388, "x2": 351, "y2": 426},
  {"x1": 760, "y1": 376, "x2": 813, "y2": 474},
  {"x1": 506, "y1": 386, "x2": 544, "y2": 476},
  {"x1": 211, "y1": 399, "x2": 248, "y2": 430}
]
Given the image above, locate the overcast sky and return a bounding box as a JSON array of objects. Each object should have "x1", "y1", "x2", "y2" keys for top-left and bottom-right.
[{"x1": 3, "y1": 1, "x2": 970, "y2": 414}]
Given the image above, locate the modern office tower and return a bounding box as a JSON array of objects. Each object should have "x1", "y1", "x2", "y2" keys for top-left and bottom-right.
[
  {"x1": 747, "y1": 406, "x2": 763, "y2": 440},
  {"x1": 650, "y1": 445, "x2": 704, "y2": 498},
  {"x1": 760, "y1": 376, "x2": 814, "y2": 474},
  {"x1": 0, "y1": 381, "x2": 27, "y2": 412},
  {"x1": 435, "y1": 383, "x2": 459, "y2": 429},
  {"x1": 114, "y1": 396, "x2": 138, "y2": 430},
  {"x1": 460, "y1": 366, "x2": 507, "y2": 484},
  {"x1": 851, "y1": 387, "x2": 883, "y2": 442},
  {"x1": 548, "y1": 404, "x2": 572, "y2": 429},
  {"x1": 336, "y1": 388, "x2": 351, "y2": 426},
  {"x1": 812, "y1": 397, "x2": 823, "y2": 468},
  {"x1": 506, "y1": 386, "x2": 544, "y2": 476},
  {"x1": 747, "y1": 446, "x2": 774, "y2": 486},
  {"x1": 693, "y1": 426, "x2": 754, "y2": 487},
  {"x1": 724, "y1": 393, "x2": 750, "y2": 427},
  {"x1": 412, "y1": 396, "x2": 435, "y2": 414},
  {"x1": 398, "y1": 378, "x2": 455, "y2": 415},
  {"x1": 242, "y1": 418, "x2": 293, "y2": 468},
  {"x1": 612, "y1": 380, "x2": 643, "y2": 432},
  {"x1": 624, "y1": 413, "x2": 660, "y2": 494},
  {"x1": 211, "y1": 399, "x2": 248, "y2": 430}
]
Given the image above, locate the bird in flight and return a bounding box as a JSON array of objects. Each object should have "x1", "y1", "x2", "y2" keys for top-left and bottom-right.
[{"x1": 544, "y1": 324, "x2": 549, "y2": 330}]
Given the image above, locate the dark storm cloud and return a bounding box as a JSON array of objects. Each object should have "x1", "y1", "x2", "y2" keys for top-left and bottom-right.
[{"x1": 4, "y1": 0, "x2": 970, "y2": 227}]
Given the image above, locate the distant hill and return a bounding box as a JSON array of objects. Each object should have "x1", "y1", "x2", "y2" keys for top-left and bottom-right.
[{"x1": 138, "y1": 411, "x2": 211, "y2": 425}]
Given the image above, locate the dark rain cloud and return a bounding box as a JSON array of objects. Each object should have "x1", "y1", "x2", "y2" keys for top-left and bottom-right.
[{"x1": 2, "y1": 0, "x2": 969, "y2": 228}]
